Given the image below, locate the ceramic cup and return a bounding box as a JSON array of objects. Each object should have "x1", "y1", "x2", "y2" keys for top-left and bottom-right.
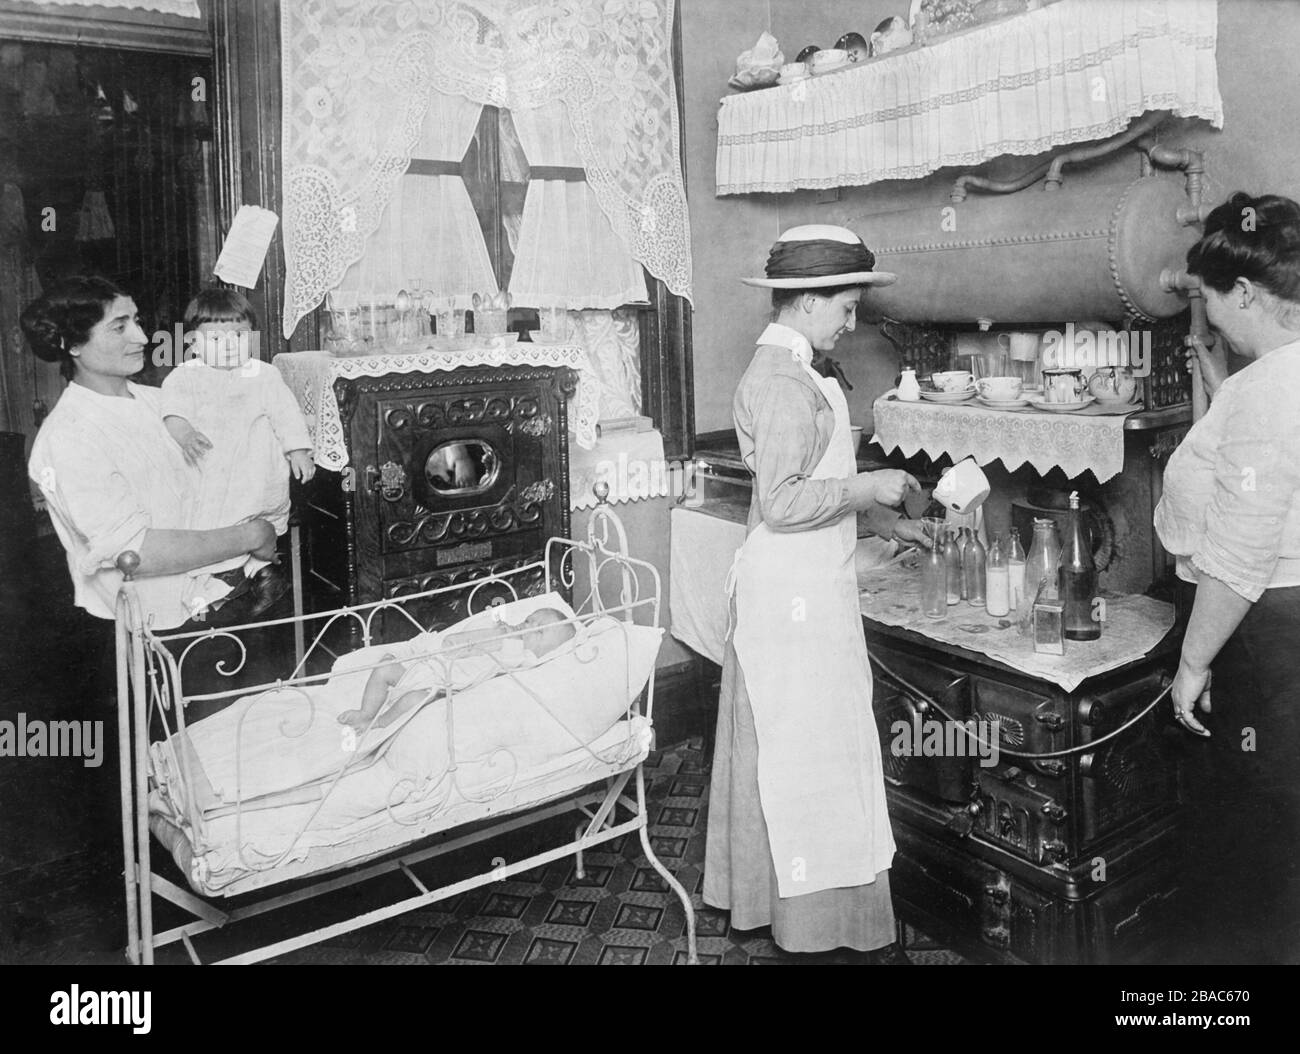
[
  {"x1": 977, "y1": 376, "x2": 1023, "y2": 401},
  {"x1": 1087, "y1": 365, "x2": 1139, "y2": 404},
  {"x1": 1042, "y1": 367, "x2": 1085, "y2": 403},
  {"x1": 932, "y1": 370, "x2": 973, "y2": 392},
  {"x1": 934, "y1": 457, "x2": 991, "y2": 515}
]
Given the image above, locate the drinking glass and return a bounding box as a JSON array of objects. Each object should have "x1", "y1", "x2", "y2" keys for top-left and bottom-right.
[{"x1": 922, "y1": 516, "x2": 946, "y2": 550}]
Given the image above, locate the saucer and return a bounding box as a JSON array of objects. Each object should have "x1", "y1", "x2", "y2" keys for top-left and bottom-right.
[
  {"x1": 920, "y1": 387, "x2": 977, "y2": 403},
  {"x1": 977, "y1": 395, "x2": 1031, "y2": 409},
  {"x1": 1091, "y1": 398, "x2": 1143, "y2": 415},
  {"x1": 1029, "y1": 395, "x2": 1097, "y2": 413}
]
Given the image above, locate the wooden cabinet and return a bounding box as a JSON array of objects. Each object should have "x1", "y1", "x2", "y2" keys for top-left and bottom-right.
[{"x1": 298, "y1": 362, "x2": 574, "y2": 642}]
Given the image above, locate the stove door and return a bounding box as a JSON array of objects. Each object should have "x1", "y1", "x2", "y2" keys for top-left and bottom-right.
[{"x1": 336, "y1": 367, "x2": 571, "y2": 619}]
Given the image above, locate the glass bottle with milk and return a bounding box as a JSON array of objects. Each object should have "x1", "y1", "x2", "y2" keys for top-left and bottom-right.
[
  {"x1": 1007, "y1": 530, "x2": 1027, "y2": 610},
  {"x1": 985, "y1": 533, "x2": 1010, "y2": 617}
]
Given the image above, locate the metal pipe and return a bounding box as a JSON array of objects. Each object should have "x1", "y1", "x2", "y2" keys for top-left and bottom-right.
[
  {"x1": 950, "y1": 157, "x2": 1055, "y2": 203},
  {"x1": 1148, "y1": 144, "x2": 1211, "y2": 422},
  {"x1": 950, "y1": 111, "x2": 1171, "y2": 201},
  {"x1": 1042, "y1": 110, "x2": 1170, "y2": 190}
]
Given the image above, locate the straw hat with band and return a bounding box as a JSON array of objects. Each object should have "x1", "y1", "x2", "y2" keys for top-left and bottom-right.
[{"x1": 741, "y1": 224, "x2": 896, "y2": 289}]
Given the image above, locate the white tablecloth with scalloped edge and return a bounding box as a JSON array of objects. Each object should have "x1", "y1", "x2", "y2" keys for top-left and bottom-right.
[
  {"x1": 872, "y1": 395, "x2": 1135, "y2": 482},
  {"x1": 273, "y1": 344, "x2": 599, "y2": 472},
  {"x1": 569, "y1": 429, "x2": 670, "y2": 511}
]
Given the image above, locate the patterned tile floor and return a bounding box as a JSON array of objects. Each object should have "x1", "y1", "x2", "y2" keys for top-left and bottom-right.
[
  {"x1": 1, "y1": 736, "x2": 967, "y2": 965},
  {"x1": 264, "y1": 736, "x2": 968, "y2": 966}
]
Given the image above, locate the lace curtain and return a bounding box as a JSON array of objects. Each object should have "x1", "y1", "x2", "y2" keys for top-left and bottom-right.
[
  {"x1": 281, "y1": 0, "x2": 692, "y2": 339},
  {"x1": 572, "y1": 307, "x2": 643, "y2": 418},
  {"x1": 335, "y1": 92, "x2": 497, "y2": 310},
  {"x1": 509, "y1": 100, "x2": 648, "y2": 309}
]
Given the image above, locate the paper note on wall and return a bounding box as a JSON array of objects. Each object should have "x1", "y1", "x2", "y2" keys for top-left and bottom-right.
[{"x1": 213, "y1": 205, "x2": 279, "y2": 288}]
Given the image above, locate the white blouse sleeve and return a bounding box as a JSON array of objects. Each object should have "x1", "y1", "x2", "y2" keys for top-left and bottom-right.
[
  {"x1": 1192, "y1": 369, "x2": 1300, "y2": 601},
  {"x1": 37, "y1": 425, "x2": 151, "y2": 573}
]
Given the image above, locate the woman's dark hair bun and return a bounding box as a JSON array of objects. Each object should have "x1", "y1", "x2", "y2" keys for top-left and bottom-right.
[
  {"x1": 19, "y1": 276, "x2": 129, "y2": 378},
  {"x1": 1188, "y1": 192, "x2": 1300, "y2": 303},
  {"x1": 19, "y1": 312, "x2": 66, "y2": 363}
]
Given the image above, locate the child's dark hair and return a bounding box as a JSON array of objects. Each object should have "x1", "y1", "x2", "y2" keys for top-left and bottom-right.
[
  {"x1": 20, "y1": 275, "x2": 129, "y2": 381},
  {"x1": 184, "y1": 286, "x2": 258, "y2": 329}
]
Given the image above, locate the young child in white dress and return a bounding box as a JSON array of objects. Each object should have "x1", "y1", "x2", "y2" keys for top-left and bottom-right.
[
  {"x1": 161, "y1": 288, "x2": 315, "y2": 616},
  {"x1": 338, "y1": 609, "x2": 577, "y2": 731}
]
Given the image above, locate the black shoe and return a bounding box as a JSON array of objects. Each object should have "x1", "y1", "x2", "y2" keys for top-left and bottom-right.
[
  {"x1": 213, "y1": 566, "x2": 251, "y2": 598},
  {"x1": 247, "y1": 563, "x2": 291, "y2": 619},
  {"x1": 866, "y1": 942, "x2": 913, "y2": 965}
]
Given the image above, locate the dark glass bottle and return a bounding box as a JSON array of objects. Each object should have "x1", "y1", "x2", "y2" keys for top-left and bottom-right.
[{"x1": 1059, "y1": 491, "x2": 1100, "y2": 640}]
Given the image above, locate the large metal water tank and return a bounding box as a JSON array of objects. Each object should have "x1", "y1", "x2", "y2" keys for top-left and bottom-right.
[{"x1": 859, "y1": 176, "x2": 1197, "y2": 324}]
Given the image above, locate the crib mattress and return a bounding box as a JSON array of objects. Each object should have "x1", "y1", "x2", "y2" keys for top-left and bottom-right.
[{"x1": 150, "y1": 715, "x2": 651, "y2": 898}]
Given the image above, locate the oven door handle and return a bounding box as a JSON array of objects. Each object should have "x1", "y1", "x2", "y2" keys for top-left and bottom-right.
[{"x1": 365, "y1": 461, "x2": 408, "y2": 502}]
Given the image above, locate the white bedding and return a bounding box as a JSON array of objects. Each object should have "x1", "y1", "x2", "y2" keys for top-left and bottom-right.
[
  {"x1": 149, "y1": 593, "x2": 663, "y2": 891},
  {"x1": 153, "y1": 716, "x2": 653, "y2": 896}
]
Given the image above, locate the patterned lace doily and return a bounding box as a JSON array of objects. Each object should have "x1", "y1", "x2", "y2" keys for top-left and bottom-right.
[{"x1": 274, "y1": 344, "x2": 599, "y2": 472}]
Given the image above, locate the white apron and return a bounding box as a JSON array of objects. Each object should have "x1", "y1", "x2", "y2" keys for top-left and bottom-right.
[{"x1": 731, "y1": 360, "x2": 895, "y2": 899}]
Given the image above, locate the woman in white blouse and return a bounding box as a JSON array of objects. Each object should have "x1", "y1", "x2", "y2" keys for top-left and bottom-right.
[
  {"x1": 1155, "y1": 192, "x2": 1300, "y2": 964},
  {"x1": 24, "y1": 277, "x2": 279, "y2": 634}
]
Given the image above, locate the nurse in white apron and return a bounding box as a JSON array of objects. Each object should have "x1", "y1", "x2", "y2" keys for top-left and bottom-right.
[{"x1": 703, "y1": 225, "x2": 926, "y2": 961}]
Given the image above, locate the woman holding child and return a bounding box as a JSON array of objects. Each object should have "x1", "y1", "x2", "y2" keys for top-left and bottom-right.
[{"x1": 22, "y1": 277, "x2": 312, "y2": 660}]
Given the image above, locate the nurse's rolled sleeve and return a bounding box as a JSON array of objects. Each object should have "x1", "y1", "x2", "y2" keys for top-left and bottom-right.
[
  {"x1": 748, "y1": 375, "x2": 854, "y2": 532},
  {"x1": 1192, "y1": 381, "x2": 1300, "y2": 602}
]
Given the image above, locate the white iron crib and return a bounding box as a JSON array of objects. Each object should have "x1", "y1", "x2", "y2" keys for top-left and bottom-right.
[{"x1": 112, "y1": 497, "x2": 698, "y2": 965}]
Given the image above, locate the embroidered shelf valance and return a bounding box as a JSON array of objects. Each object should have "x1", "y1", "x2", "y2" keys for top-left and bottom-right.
[{"x1": 715, "y1": 0, "x2": 1222, "y2": 196}]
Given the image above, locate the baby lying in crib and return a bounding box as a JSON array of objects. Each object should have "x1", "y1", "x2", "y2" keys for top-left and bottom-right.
[{"x1": 337, "y1": 609, "x2": 577, "y2": 732}]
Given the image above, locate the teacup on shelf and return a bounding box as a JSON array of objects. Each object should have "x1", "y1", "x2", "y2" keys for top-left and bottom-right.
[
  {"x1": 1087, "y1": 365, "x2": 1139, "y2": 404},
  {"x1": 931, "y1": 370, "x2": 973, "y2": 393},
  {"x1": 976, "y1": 376, "x2": 1023, "y2": 401}
]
